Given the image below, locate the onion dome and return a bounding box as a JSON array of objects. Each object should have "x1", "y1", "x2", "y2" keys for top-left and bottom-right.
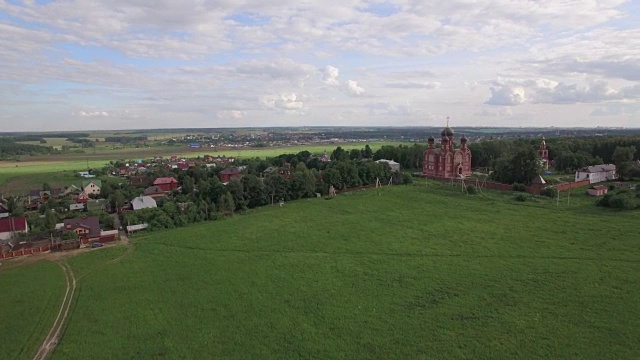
[
  {"x1": 441, "y1": 135, "x2": 449, "y2": 142},
  {"x1": 460, "y1": 135, "x2": 468, "y2": 142},
  {"x1": 428, "y1": 135, "x2": 435, "y2": 142},
  {"x1": 441, "y1": 126, "x2": 454, "y2": 137}
]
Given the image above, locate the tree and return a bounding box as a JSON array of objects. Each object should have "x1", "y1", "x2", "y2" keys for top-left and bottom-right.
[
  {"x1": 362, "y1": 144, "x2": 373, "y2": 159},
  {"x1": 264, "y1": 173, "x2": 289, "y2": 202},
  {"x1": 108, "y1": 190, "x2": 126, "y2": 212},
  {"x1": 44, "y1": 210, "x2": 57, "y2": 232},
  {"x1": 331, "y1": 146, "x2": 348, "y2": 161},
  {"x1": 42, "y1": 182, "x2": 51, "y2": 191},
  {"x1": 612, "y1": 146, "x2": 637, "y2": 178},
  {"x1": 242, "y1": 174, "x2": 268, "y2": 208},
  {"x1": 491, "y1": 148, "x2": 542, "y2": 185}
]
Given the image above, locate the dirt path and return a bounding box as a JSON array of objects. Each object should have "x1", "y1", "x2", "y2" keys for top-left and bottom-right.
[{"x1": 32, "y1": 261, "x2": 76, "y2": 360}]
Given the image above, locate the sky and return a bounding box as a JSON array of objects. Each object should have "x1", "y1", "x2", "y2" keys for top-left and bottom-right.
[{"x1": 0, "y1": 0, "x2": 639, "y2": 131}]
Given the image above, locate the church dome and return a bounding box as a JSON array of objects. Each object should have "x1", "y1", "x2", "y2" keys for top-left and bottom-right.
[
  {"x1": 428, "y1": 135, "x2": 435, "y2": 142},
  {"x1": 460, "y1": 135, "x2": 468, "y2": 142},
  {"x1": 441, "y1": 126, "x2": 454, "y2": 137},
  {"x1": 441, "y1": 135, "x2": 449, "y2": 142}
]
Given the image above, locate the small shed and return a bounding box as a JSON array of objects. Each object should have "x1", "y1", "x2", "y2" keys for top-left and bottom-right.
[
  {"x1": 131, "y1": 196, "x2": 157, "y2": 211},
  {"x1": 587, "y1": 185, "x2": 609, "y2": 196}
]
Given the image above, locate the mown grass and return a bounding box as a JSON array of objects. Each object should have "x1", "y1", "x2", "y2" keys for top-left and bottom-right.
[
  {"x1": 49, "y1": 183, "x2": 640, "y2": 359},
  {"x1": 0, "y1": 261, "x2": 66, "y2": 360}
]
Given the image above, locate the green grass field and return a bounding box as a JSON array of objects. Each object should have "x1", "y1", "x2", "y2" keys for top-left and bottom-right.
[
  {"x1": 20, "y1": 183, "x2": 635, "y2": 359},
  {"x1": 0, "y1": 261, "x2": 66, "y2": 360}
]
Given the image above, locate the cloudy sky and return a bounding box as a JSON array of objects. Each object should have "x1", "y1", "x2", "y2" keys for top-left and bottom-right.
[{"x1": 0, "y1": 0, "x2": 638, "y2": 131}]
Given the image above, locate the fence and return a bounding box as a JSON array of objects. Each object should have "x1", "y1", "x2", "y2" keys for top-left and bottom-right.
[
  {"x1": 555, "y1": 180, "x2": 590, "y2": 192},
  {"x1": 424, "y1": 176, "x2": 589, "y2": 195},
  {"x1": 1, "y1": 234, "x2": 118, "y2": 259},
  {"x1": 1, "y1": 245, "x2": 51, "y2": 259}
]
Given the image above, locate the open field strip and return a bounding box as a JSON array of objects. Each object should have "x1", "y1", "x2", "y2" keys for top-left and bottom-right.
[
  {"x1": 37, "y1": 184, "x2": 640, "y2": 359},
  {"x1": 0, "y1": 141, "x2": 410, "y2": 188}
]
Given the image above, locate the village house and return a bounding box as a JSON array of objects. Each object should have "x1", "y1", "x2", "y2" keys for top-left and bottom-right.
[
  {"x1": 153, "y1": 177, "x2": 179, "y2": 192},
  {"x1": 131, "y1": 196, "x2": 157, "y2": 211},
  {"x1": 219, "y1": 167, "x2": 242, "y2": 183},
  {"x1": 130, "y1": 175, "x2": 151, "y2": 187},
  {"x1": 587, "y1": 185, "x2": 609, "y2": 196},
  {"x1": 0, "y1": 217, "x2": 29, "y2": 241},
  {"x1": 82, "y1": 179, "x2": 102, "y2": 196},
  {"x1": 575, "y1": 164, "x2": 617, "y2": 184},
  {"x1": 63, "y1": 216, "x2": 101, "y2": 241},
  {"x1": 144, "y1": 186, "x2": 166, "y2": 199}
]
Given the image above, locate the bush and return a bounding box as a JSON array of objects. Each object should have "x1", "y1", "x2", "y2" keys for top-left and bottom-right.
[
  {"x1": 596, "y1": 193, "x2": 613, "y2": 207},
  {"x1": 512, "y1": 183, "x2": 526, "y2": 192},
  {"x1": 609, "y1": 185, "x2": 616, "y2": 191},
  {"x1": 608, "y1": 195, "x2": 636, "y2": 211},
  {"x1": 514, "y1": 193, "x2": 528, "y2": 202},
  {"x1": 466, "y1": 185, "x2": 477, "y2": 195},
  {"x1": 402, "y1": 172, "x2": 414, "y2": 185},
  {"x1": 540, "y1": 187, "x2": 558, "y2": 198}
]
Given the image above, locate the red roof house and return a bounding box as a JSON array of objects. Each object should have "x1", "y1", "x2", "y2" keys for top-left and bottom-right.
[
  {"x1": 153, "y1": 177, "x2": 178, "y2": 192},
  {"x1": 0, "y1": 217, "x2": 29, "y2": 241},
  {"x1": 219, "y1": 167, "x2": 242, "y2": 183}
]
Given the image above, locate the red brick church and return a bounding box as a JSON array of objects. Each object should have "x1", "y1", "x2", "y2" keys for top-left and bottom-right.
[{"x1": 423, "y1": 123, "x2": 472, "y2": 178}]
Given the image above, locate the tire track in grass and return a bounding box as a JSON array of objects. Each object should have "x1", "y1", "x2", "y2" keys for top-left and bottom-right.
[
  {"x1": 33, "y1": 240, "x2": 135, "y2": 360},
  {"x1": 32, "y1": 261, "x2": 76, "y2": 360}
]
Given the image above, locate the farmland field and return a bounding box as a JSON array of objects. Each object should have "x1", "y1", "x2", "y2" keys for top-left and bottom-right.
[
  {"x1": 0, "y1": 261, "x2": 66, "y2": 360},
  {"x1": 22, "y1": 183, "x2": 638, "y2": 359}
]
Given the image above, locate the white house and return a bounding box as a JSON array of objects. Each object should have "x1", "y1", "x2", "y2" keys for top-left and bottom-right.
[
  {"x1": 575, "y1": 164, "x2": 617, "y2": 184},
  {"x1": 82, "y1": 180, "x2": 102, "y2": 196},
  {"x1": 131, "y1": 196, "x2": 157, "y2": 211},
  {"x1": 376, "y1": 159, "x2": 401, "y2": 172}
]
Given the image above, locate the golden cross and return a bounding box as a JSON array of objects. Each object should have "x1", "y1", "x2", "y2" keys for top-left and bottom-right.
[{"x1": 446, "y1": 116, "x2": 449, "y2": 127}]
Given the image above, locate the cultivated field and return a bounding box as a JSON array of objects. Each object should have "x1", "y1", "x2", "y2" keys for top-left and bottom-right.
[{"x1": 13, "y1": 183, "x2": 635, "y2": 359}]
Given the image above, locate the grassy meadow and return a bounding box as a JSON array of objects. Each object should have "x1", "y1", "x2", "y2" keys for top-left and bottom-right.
[
  {"x1": 0, "y1": 261, "x2": 66, "y2": 360},
  {"x1": 30, "y1": 183, "x2": 640, "y2": 359}
]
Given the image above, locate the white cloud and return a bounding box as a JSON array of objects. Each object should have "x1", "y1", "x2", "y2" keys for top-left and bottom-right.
[
  {"x1": 323, "y1": 65, "x2": 340, "y2": 86},
  {"x1": 368, "y1": 101, "x2": 412, "y2": 116},
  {"x1": 384, "y1": 81, "x2": 440, "y2": 89},
  {"x1": 234, "y1": 59, "x2": 316, "y2": 83},
  {"x1": 217, "y1": 110, "x2": 246, "y2": 119},
  {"x1": 485, "y1": 82, "x2": 526, "y2": 106},
  {"x1": 77, "y1": 111, "x2": 109, "y2": 117},
  {"x1": 344, "y1": 80, "x2": 366, "y2": 97},
  {"x1": 260, "y1": 93, "x2": 307, "y2": 114},
  {"x1": 475, "y1": 107, "x2": 514, "y2": 117},
  {"x1": 485, "y1": 78, "x2": 640, "y2": 106},
  {"x1": 0, "y1": 0, "x2": 637, "y2": 129}
]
